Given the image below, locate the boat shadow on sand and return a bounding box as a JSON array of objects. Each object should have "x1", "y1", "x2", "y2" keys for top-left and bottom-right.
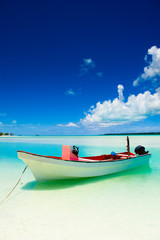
[{"x1": 22, "y1": 164, "x2": 152, "y2": 191}]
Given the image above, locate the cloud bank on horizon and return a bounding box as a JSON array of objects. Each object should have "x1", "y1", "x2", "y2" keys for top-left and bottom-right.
[
  {"x1": 57, "y1": 45, "x2": 160, "y2": 131},
  {"x1": 57, "y1": 122, "x2": 79, "y2": 127},
  {"x1": 2, "y1": 46, "x2": 160, "y2": 134},
  {"x1": 78, "y1": 45, "x2": 160, "y2": 129},
  {"x1": 80, "y1": 86, "x2": 160, "y2": 128}
]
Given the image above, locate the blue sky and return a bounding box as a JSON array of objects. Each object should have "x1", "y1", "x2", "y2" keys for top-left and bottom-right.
[{"x1": 0, "y1": 0, "x2": 160, "y2": 135}]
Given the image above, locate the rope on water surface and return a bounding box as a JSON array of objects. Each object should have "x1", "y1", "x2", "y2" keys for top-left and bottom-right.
[{"x1": 0, "y1": 165, "x2": 28, "y2": 205}]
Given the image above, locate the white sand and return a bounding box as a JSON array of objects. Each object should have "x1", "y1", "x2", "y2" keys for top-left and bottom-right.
[
  {"x1": 0, "y1": 135, "x2": 160, "y2": 240},
  {"x1": 0, "y1": 165, "x2": 160, "y2": 240}
]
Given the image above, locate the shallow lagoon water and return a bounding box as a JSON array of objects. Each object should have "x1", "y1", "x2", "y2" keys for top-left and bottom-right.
[{"x1": 0, "y1": 136, "x2": 160, "y2": 240}]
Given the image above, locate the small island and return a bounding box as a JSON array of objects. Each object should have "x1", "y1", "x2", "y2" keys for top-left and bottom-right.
[{"x1": 0, "y1": 132, "x2": 14, "y2": 136}]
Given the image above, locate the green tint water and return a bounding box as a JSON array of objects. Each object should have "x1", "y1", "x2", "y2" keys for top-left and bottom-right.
[
  {"x1": 0, "y1": 135, "x2": 160, "y2": 192},
  {"x1": 0, "y1": 136, "x2": 160, "y2": 240}
]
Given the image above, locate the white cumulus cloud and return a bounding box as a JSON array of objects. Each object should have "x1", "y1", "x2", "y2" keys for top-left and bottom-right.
[
  {"x1": 80, "y1": 58, "x2": 95, "y2": 74},
  {"x1": 83, "y1": 58, "x2": 95, "y2": 67},
  {"x1": 57, "y1": 122, "x2": 79, "y2": 127},
  {"x1": 65, "y1": 88, "x2": 76, "y2": 96},
  {"x1": 133, "y1": 46, "x2": 160, "y2": 86},
  {"x1": 117, "y1": 84, "x2": 124, "y2": 101},
  {"x1": 81, "y1": 86, "x2": 160, "y2": 128},
  {"x1": 96, "y1": 72, "x2": 103, "y2": 77},
  {"x1": 12, "y1": 120, "x2": 17, "y2": 124}
]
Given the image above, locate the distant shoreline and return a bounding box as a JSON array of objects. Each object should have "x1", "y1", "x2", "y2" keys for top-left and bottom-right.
[
  {"x1": 0, "y1": 132, "x2": 160, "y2": 137},
  {"x1": 102, "y1": 132, "x2": 160, "y2": 135}
]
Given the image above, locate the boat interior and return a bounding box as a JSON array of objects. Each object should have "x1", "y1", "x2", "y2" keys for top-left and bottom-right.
[
  {"x1": 18, "y1": 150, "x2": 136, "y2": 163},
  {"x1": 46, "y1": 152, "x2": 136, "y2": 162}
]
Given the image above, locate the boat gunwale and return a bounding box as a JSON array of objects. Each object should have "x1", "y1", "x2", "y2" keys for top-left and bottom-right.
[{"x1": 17, "y1": 150, "x2": 151, "y2": 164}]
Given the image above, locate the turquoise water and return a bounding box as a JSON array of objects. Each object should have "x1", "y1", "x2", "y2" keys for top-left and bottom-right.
[{"x1": 0, "y1": 136, "x2": 160, "y2": 240}]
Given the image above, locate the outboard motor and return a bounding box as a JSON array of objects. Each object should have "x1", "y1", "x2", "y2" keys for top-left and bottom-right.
[
  {"x1": 72, "y1": 145, "x2": 79, "y2": 157},
  {"x1": 134, "y1": 145, "x2": 149, "y2": 155}
]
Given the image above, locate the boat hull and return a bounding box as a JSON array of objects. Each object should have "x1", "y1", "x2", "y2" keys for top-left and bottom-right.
[{"x1": 18, "y1": 151, "x2": 151, "y2": 182}]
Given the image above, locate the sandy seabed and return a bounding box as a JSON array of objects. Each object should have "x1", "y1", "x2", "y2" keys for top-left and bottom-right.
[
  {"x1": 0, "y1": 166, "x2": 160, "y2": 240},
  {"x1": 0, "y1": 135, "x2": 160, "y2": 240}
]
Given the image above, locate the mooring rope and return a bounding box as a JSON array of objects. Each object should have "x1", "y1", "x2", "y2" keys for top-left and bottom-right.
[{"x1": 0, "y1": 165, "x2": 28, "y2": 205}]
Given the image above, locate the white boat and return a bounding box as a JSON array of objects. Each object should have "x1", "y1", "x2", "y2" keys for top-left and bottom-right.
[{"x1": 17, "y1": 142, "x2": 151, "y2": 182}]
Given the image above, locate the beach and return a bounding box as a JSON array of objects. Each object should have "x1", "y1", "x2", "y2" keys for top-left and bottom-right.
[{"x1": 0, "y1": 136, "x2": 160, "y2": 240}]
